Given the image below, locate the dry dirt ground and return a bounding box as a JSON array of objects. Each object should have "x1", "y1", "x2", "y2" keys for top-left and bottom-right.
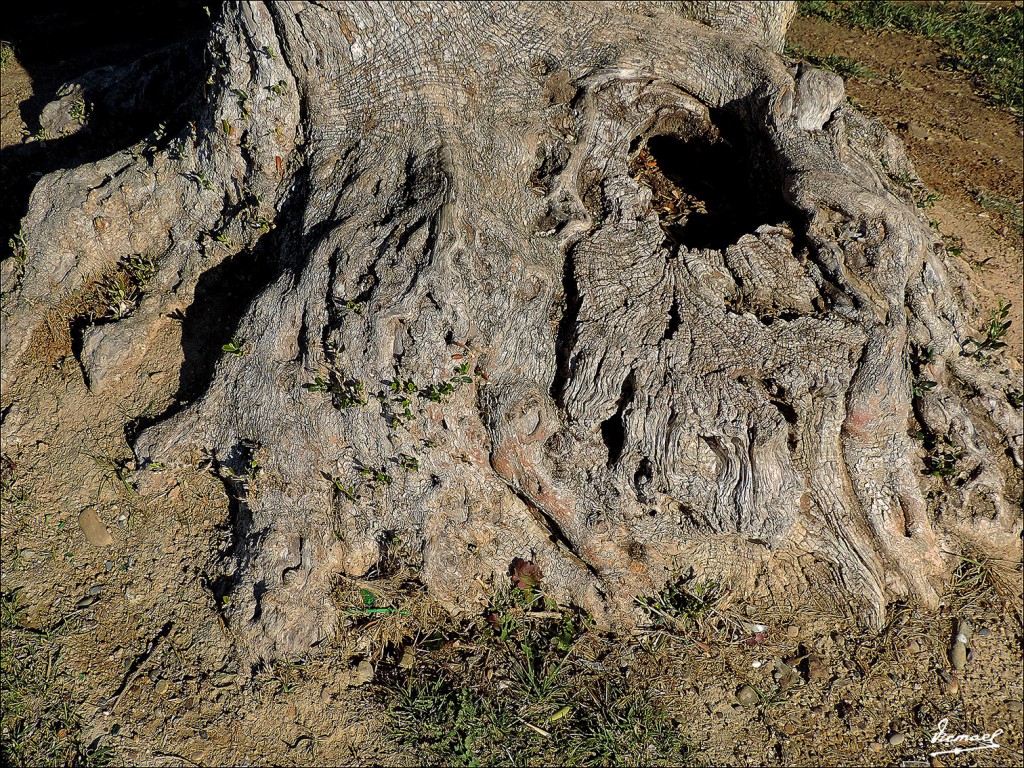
[{"x1": 1, "y1": 9, "x2": 1022, "y2": 768}]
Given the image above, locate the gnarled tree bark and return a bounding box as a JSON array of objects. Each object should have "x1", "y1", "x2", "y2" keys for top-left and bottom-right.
[{"x1": 2, "y1": 1, "x2": 1020, "y2": 659}]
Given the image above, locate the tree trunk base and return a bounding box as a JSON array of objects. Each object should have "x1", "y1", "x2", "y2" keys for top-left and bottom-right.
[{"x1": 2, "y1": 2, "x2": 1020, "y2": 660}]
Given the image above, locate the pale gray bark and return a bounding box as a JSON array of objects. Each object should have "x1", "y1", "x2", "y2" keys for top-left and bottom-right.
[{"x1": 1, "y1": 1, "x2": 1020, "y2": 659}]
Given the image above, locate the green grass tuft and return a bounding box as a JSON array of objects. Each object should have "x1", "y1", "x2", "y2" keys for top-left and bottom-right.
[
  {"x1": 1, "y1": 592, "x2": 112, "y2": 767},
  {"x1": 378, "y1": 588, "x2": 692, "y2": 766},
  {"x1": 0, "y1": 43, "x2": 13, "y2": 72}
]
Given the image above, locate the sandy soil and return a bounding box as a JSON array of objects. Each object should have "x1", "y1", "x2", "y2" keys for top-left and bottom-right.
[{"x1": 1, "y1": 11, "x2": 1022, "y2": 768}]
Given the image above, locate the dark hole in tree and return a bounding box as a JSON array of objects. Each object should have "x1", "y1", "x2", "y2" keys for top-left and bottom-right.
[
  {"x1": 640, "y1": 114, "x2": 793, "y2": 250},
  {"x1": 663, "y1": 298, "x2": 682, "y2": 341},
  {"x1": 601, "y1": 412, "x2": 626, "y2": 466},
  {"x1": 601, "y1": 371, "x2": 635, "y2": 466},
  {"x1": 252, "y1": 579, "x2": 267, "y2": 622},
  {"x1": 633, "y1": 457, "x2": 654, "y2": 502}
]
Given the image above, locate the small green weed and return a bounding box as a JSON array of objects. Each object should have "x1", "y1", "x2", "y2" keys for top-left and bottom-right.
[
  {"x1": 7, "y1": 230, "x2": 27, "y2": 276},
  {"x1": 186, "y1": 169, "x2": 213, "y2": 191},
  {"x1": 382, "y1": 379, "x2": 416, "y2": 427},
  {"x1": 69, "y1": 99, "x2": 86, "y2": 124},
  {"x1": 328, "y1": 475, "x2": 359, "y2": 503},
  {"x1": 357, "y1": 464, "x2": 393, "y2": 488},
  {"x1": 638, "y1": 572, "x2": 722, "y2": 632},
  {"x1": 82, "y1": 254, "x2": 155, "y2": 322},
  {"x1": 943, "y1": 234, "x2": 964, "y2": 259},
  {"x1": 232, "y1": 88, "x2": 250, "y2": 118},
  {"x1": 304, "y1": 372, "x2": 367, "y2": 409},
  {"x1": 884, "y1": 169, "x2": 942, "y2": 209},
  {"x1": 89, "y1": 454, "x2": 138, "y2": 498},
  {"x1": 912, "y1": 378, "x2": 937, "y2": 398},
  {"x1": 964, "y1": 298, "x2": 1011, "y2": 360},
  {"x1": 422, "y1": 362, "x2": 475, "y2": 404},
  {"x1": 1008, "y1": 387, "x2": 1023, "y2": 409},
  {"x1": 221, "y1": 337, "x2": 246, "y2": 357},
  {"x1": 917, "y1": 432, "x2": 961, "y2": 478},
  {"x1": 145, "y1": 123, "x2": 167, "y2": 155}
]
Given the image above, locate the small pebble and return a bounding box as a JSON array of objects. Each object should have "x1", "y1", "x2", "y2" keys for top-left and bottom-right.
[
  {"x1": 950, "y1": 619, "x2": 972, "y2": 671},
  {"x1": 399, "y1": 647, "x2": 415, "y2": 669},
  {"x1": 154, "y1": 680, "x2": 169, "y2": 695},
  {"x1": 867, "y1": 742, "x2": 883, "y2": 753},
  {"x1": 786, "y1": 625, "x2": 799, "y2": 639},
  {"x1": 907, "y1": 640, "x2": 921, "y2": 653},
  {"x1": 977, "y1": 627, "x2": 990, "y2": 638},
  {"x1": 888, "y1": 732, "x2": 905, "y2": 746},
  {"x1": 353, "y1": 659, "x2": 374, "y2": 686},
  {"x1": 736, "y1": 684, "x2": 759, "y2": 707},
  {"x1": 1007, "y1": 699, "x2": 1023, "y2": 713},
  {"x1": 944, "y1": 679, "x2": 959, "y2": 695},
  {"x1": 78, "y1": 508, "x2": 114, "y2": 547},
  {"x1": 75, "y1": 595, "x2": 97, "y2": 609},
  {"x1": 87, "y1": 585, "x2": 103, "y2": 596},
  {"x1": 804, "y1": 653, "x2": 827, "y2": 682},
  {"x1": 811, "y1": 705, "x2": 825, "y2": 716}
]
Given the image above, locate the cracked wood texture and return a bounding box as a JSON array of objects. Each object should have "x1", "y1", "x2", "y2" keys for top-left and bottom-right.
[{"x1": 2, "y1": 1, "x2": 1020, "y2": 660}]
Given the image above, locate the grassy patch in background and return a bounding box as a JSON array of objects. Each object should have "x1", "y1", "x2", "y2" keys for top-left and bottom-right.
[{"x1": 799, "y1": 0, "x2": 1023, "y2": 114}]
